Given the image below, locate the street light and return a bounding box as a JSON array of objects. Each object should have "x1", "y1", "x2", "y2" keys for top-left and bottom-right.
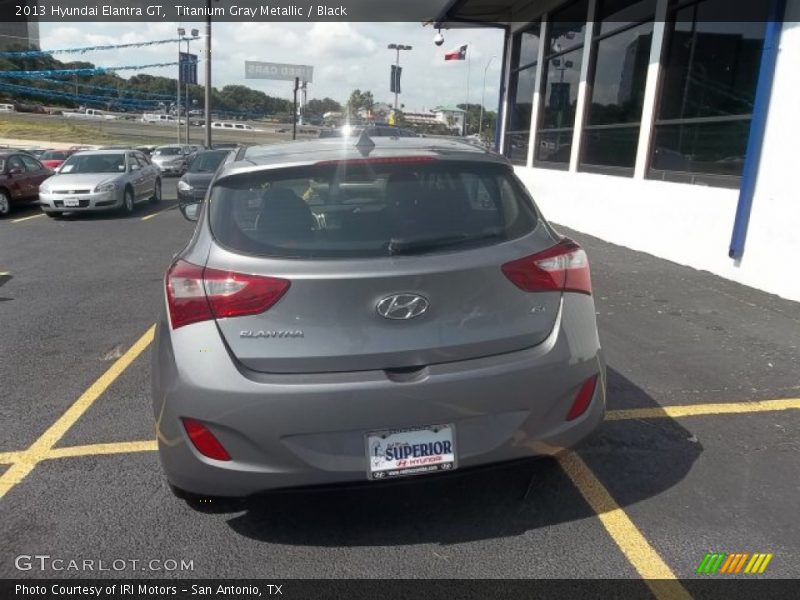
[
  {"x1": 479, "y1": 56, "x2": 495, "y2": 139},
  {"x1": 176, "y1": 27, "x2": 184, "y2": 143},
  {"x1": 387, "y1": 43, "x2": 412, "y2": 111},
  {"x1": 185, "y1": 29, "x2": 199, "y2": 144}
]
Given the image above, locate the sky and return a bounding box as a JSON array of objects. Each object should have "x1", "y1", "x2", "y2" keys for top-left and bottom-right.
[{"x1": 38, "y1": 22, "x2": 506, "y2": 113}]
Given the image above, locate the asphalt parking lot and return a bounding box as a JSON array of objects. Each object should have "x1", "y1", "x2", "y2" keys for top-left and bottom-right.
[{"x1": 1, "y1": 180, "x2": 798, "y2": 591}]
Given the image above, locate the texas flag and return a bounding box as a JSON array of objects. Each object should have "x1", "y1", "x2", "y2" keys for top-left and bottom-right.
[{"x1": 444, "y1": 44, "x2": 468, "y2": 61}]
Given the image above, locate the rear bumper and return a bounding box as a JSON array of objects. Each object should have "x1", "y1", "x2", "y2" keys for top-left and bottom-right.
[
  {"x1": 151, "y1": 295, "x2": 605, "y2": 497},
  {"x1": 154, "y1": 162, "x2": 185, "y2": 175}
]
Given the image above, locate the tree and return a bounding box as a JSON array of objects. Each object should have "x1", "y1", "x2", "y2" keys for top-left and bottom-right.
[
  {"x1": 306, "y1": 97, "x2": 342, "y2": 117},
  {"x1": 347, "y1": 89, "x2": 374, "y2": 117},
  {"x1": 0, "y1": 51, "x2": 291, "y2": 117},
  {"x1": 457, "y1": 103, "x2": 497, "y2": 139}
]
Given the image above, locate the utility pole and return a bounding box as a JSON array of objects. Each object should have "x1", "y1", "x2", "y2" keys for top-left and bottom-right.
[
  {"x1": 465, "y1": 42, "x2": 471, "y2": 136},
  {"x1": 387, "y1": 43, "x2": 412, "y2": 111},
  {"x1": 292, "y1": 77, "x2": 299, "y2": 140},
  {"x1": 176, "y1": 28, "x2": 183, "y2": 144},
  {"x1": 204, "y1": 2, "x2": 212, "y2": 148},
  {"x1": 184, "y1": 29, "x2": 198, "y2": 144},
  {"x1": 479, "y1": 56, "x2": 495, "y2": 138}
]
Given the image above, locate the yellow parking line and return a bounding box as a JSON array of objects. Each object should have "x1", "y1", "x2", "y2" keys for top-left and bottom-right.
[
  {"x1": 0, "y1": 451, "x2": 23, "y2": 464},
  {"x1": 46, "y1": 440, "x2": 157, "y2": 460},
  {"x1": 607, "y1": 397, "x2": 800, "y2": 421},
  {"x1": 558, "y1": 452, "x2": 691, "y2": 599},
  {"x1": 141, "y1": 206, "x2": 176, "y2": 221},
  {"x1": 11, "y1": 213, "x2": 44, "y2": 223},
  {"x1": 0, "y1": 325, "x2": 155, "y2": 500}
]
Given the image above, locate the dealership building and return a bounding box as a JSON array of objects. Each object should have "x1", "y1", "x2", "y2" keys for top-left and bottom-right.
[{"x1": 438, "y1": 0, "x2": 800, "y2": 302}]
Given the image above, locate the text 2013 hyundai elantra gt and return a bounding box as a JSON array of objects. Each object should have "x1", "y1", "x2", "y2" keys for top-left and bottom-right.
[{"x1": 151, "y1": 137, "x2": 605, "y2": 499}]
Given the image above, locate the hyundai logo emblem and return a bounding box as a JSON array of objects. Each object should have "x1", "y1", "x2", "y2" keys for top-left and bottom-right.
[{"x1": 376, "y1": 294, "x2": 429, "y2": 320}]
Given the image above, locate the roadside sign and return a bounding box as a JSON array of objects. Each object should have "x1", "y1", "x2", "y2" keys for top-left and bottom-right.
[{"x1": 245, "y1": 61, "x2": 314, "y2": 83}]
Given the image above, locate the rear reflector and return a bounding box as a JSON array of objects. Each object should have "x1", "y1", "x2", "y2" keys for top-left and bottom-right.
[
  {"x1": 166, "y1": 259, "x2": 290, "y2": 329},
  {"x1": 182, "y1": 418, "x2": 231, "y2": 461},
  {"x1": 501, "y1": 238, "x2": 592, "y2": 295},
  {"x1": 566, "y1": 375, "x2": 598, "y2": 421}
]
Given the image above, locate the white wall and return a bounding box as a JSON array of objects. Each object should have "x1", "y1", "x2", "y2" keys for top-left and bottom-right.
[{"x1": 514, "y1": 11, "x2": 800, "y2": 304}]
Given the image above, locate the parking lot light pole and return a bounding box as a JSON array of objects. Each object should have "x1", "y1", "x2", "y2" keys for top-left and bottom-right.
[
  {"x1": 479, "y1": 56, "x2": 495, "y2": 138},
  {"x1": 387, "y1": 43, "x2": 412, "y2": 111},
  {"x1": 185, "y1": 29, "x2": 199, "y2": 144},
  {"x1": 204, "y1": 6, "x2": 212, "y2": 148},
  {"x1": 176, "y1": 28, "x2": 184, "y2": 143}
]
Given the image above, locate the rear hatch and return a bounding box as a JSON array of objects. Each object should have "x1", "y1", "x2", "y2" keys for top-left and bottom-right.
[{"x1": 204, "y1": 157, "x2": 563, "y2": 374}]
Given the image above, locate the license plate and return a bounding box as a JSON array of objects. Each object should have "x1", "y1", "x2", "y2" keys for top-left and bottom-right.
[
  {"x1": 366, "y1": 424, "x2": 456, "y2": 480},
  {"x1": 63, "y1": 198, "x2": 80, "y2": 207}
]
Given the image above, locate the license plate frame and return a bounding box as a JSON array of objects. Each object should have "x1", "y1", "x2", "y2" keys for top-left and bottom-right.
[
  {"x1": 63, "y1": 198, "x2": 80, "y2": 207},
  {"x1": 365, "y1": 424, "x2": 456, "y2": 481}
]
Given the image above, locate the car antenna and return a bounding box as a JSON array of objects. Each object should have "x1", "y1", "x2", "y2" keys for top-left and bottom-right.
[{"x1": 354, "y1": 129, "x2": 376, "y2": 157}]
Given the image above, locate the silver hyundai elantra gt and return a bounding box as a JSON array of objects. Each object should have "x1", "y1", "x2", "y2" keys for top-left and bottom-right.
[{"x1": 152, "y1": 136, "x2": 605, "y2": 500}]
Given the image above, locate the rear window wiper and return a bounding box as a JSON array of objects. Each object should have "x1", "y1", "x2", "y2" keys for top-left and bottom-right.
[{"x1": 386, "y1": 229, "x2": 506, "y2": 255}]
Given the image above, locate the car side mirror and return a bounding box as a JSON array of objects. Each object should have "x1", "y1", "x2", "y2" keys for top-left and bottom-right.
[
  {"x1": 130, "y1": 163, "x2": 140, "y2": 171},
  {"x1": 8, "y1": 167, "x2": 23, "y2": 175},
  {"x1": 180, "y1": 201, "x2": 201, "y2": 222}
]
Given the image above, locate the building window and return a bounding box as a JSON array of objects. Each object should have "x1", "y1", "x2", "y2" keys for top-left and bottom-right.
[
  {"x1": 534, "y1": 0, "x2": 589, "y2": 168},
  {"x1": 505, "y1": 23, "x2": 541, "y2": 165},
  {"x1": 648, "y1": 0, "x2": 769, "y2": 186},
  {"x1": 580, "y1": 0, "x2": 656, "y2": 175}
]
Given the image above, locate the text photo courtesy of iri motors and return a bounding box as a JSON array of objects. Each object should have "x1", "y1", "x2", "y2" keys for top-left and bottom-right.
[{"x1": 0, "y1": 1, "x2": 799, "y2": 599}]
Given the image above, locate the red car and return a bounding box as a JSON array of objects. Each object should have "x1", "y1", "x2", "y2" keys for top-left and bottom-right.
[
  {"x1": 39, "y1": 149, "x2": 75, "y2": 170},
  {"x1": 0, "y1": 152, "x2": 52, "y2": 217}
]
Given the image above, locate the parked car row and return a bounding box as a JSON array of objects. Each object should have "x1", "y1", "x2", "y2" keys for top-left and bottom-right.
[{"x1": 0, "y1": 143, "x2": 239, "y2": 218}]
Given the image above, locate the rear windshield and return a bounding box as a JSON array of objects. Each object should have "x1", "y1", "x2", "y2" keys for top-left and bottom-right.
[
  {"x1": 154, "y1": 147, "x2": 181, "y2": 156},
  {"x1": 209, "y1": 160, "x2": 538, "y2": 258},
  {"x1": 189, "y1": 151, "x2": 228, "y2": 173}
]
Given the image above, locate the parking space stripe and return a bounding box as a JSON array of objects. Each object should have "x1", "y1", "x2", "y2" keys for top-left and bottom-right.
[
  {"x1": 0, "y1": 451, "x2": 23, "y2": 464},
  {"x1": 141, "y1": 206, "x2": 176, "y2": 221},
  {"x1": 606, "y1": 397, "x2": 800, "y2": 421},
  {"x1": 557, "y1": 452, "x2": 691, "y2": 599},
  {"x1": 0, "y1": 325, "x2": 155, "y2": 500},
  {"x1": 46, "y1": 440, "x2": 157, "y2": 460},
  {"x1": 11, "y1": 213, "x2": 44, "y2": 223}
]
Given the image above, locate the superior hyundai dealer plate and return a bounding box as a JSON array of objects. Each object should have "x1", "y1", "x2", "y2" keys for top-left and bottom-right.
[{"x1": 366, "y1": 424, "x2": 456, "y2": 480}]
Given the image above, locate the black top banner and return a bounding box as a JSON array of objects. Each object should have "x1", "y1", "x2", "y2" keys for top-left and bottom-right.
[
  {"x1": 0, "y1": 0, "x2": 780, "y2": 22},
  {"x1": 4, "y1": 0, "x2": 448, "y2": 22}
]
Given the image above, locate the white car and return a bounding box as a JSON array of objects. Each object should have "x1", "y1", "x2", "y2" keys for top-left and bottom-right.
[{"x1": 38, "y1": 150, "x2": 161, "y2": 217}]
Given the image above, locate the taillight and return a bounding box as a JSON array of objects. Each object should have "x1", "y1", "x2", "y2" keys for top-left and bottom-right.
[
  {"x1": 166, "y1": 260, "x2": 211, "y2": 329},
  {"x1": 501, "y1": 238, "x2": 592, "y2": 295},
  {"x1": 165, "y1": 259, "x2": 290, "y2": 329},
  {"x1": 566, "y1": 375, "x2": 598, "y2": 421},
  {"x1": 182, "y1": 418, "x2": 231, "y2": 461}
]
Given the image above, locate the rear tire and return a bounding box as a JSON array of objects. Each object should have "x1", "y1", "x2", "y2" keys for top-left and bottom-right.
[
  {"x1": 0, "y1": 191, "x2": 10, "y2": 217},
  {"x1": 121, "y1": 186, "x2": 135, "y2": 215},
  {"x1": 150, "y1": 178, "x2": 161, "y2": 204}
]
